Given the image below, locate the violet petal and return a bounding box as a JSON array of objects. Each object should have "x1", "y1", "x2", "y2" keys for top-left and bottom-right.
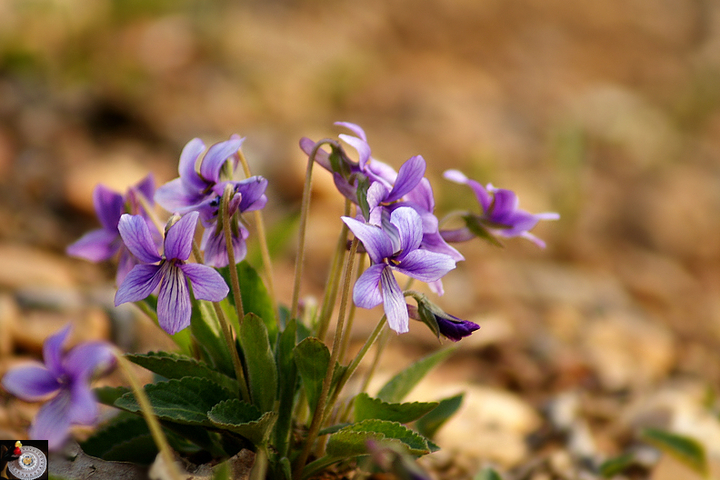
[
  {"x1": 164, "y1": 211, "x2": 199, "y2": 261},
  {"x1": 157, "y1": 265, "x2": 192, "y2": 335},
  {"x1": 199, "y1": 136, "x2": 244, "y2": 183},
  {"x1": 117, "y1": 214, "x2": 162, "y2": 263},
  {"x1": 93, "y1": 184, "x2": 124, "y2": 233},
  {"x1": 115, "y1": 264, "x2": 164, "y2": 305},
  {"x1": 385, "y1": 155, "x2": 426, "y2": 203},
  {"x1": 178, "y1": 138, "x2": 207, "y2": 192},
  {"x1": 43, "y1": 325, "x2": 71, "y2": 378},
  {"x1": 380, "y1": 268, "x2": 408, "y2": 334},
  {"x1": 30, "y1": 390, "x2": 72, "y2": 451},
  {"x1": 181, "y1": 263, "x2": 229, "y2": 301},
  {"x1": 66, "y1": 228, "x2": 121, "y2": 263},
  {"x1": 1, "y1": 365, "x2": 60, "y2": 401},
  {"x1": 352, "y1": 264, "x2": 385, "y2": 309},
  {"x1": 342, "y1": 217, "x2": 394, "y2": 264},
  {"x1": 394, "y1": 249, "x2": 456, "y2": 283}
]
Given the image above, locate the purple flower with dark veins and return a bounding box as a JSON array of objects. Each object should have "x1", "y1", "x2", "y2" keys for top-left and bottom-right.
[
  {"x1": 114, "y1": 211, "x2": 229, "y2": 334},
  {"x1": 67, "y1": 175, "x2": 159, "y2": 284},
  {"x1": 155, "y1": 136, "x2": 268, "y2": 267},
  {"x1": 442, "y1": 169, "x2": 559, "y2": 248},
  {"x1": 342, "y1": 207, "x2": 456, "y2": 334},
  {"x1": 1, "y1": 325, "x2": 114, "y2": 450}
]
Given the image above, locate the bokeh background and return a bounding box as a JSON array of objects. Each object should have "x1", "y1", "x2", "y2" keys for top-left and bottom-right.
[{"x1": 2, "y1": 1, "x2": 720, "y2": 478}]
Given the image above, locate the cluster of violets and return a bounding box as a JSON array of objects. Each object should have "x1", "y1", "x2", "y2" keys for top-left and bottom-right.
[{"x1": 1, "y1": 121, "x2": 557, "y2": 455}]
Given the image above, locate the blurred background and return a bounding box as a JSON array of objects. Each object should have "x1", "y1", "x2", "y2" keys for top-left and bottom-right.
[{"x1": 2, "y1": 0, "x2": 720, "y2": 478}]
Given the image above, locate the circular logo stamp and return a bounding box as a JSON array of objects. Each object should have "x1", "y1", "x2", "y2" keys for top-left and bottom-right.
[{"x1": 7, "y1": 446, "x2": 47, "y2": 480}]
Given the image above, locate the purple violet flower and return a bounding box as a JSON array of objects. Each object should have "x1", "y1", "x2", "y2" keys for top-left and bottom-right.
[
  {"x1": 407, "y1": 304, "x2": 479, "y2": 342},
  {"x1": 442, "y1": 169, "x2": 560, "y2": 248},
  {"x1": 342, "y1": 207, "x2": 456, "y2": 334},
  {"x1": 67, "y1": 175, "x2": 159, "y2": 284},
  {"x1": 1, "y1": 325, "x2": 114, "y2": 450},
  {"x1": 114, "y1": 211, "x2": 229, "y2": 334},
  {"x1": 155, "y1": 137, "x2": 268, "y2": 267}
]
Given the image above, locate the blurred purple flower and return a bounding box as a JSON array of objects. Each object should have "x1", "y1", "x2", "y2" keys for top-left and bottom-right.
[
  {"x1": 114, "y1": 212, "x2": 229, "y2": 334},
  {"x1": 67, "y1": 175, "x2": 159, "y2": 284},
  {"x1": 342, "y1": 207, "x2": 456, "y2": 334},
  {"x1": 443, "y1": 169, "x2": 559, "y2": 248},
  {"x1": 1, "y1": 325, "x2": 114, "y2": 450}
]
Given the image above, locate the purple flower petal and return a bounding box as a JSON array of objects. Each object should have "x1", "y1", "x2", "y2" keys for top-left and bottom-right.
[
  {"x1": 181, "y1": 263, "x2": 229, "y2": 301},
  {"x1": 115, "y1": 264, "x2": 164, "y2": 305},
  {"x1": 118, "y1": 214, "x2": 162, "y2": 263},
  {"x1": 64, "y1": 342, "x2": 115, "y2": 381},
  {"x1": 353, "y1": 264, "x2": 385, "y2": 309},
  {"x1": 43, "y1": 325, "x2": 71, "y2": 378},
  {"x1": 443, "y1": 169, "x2": 491, "y2": 212},
  {"x1": 299, "y1": 137, "x2": 332, "y2": 171},
  {"x1": 66, "y1": 228, "x2": 121, "y2": 262},
  {"x1": 116, "y1": 248, "x2": 137, "y2": 286},
  {"x1": 342, "y1": 217, "x2": 394, "y2": 264},
  {"x1": 437, "y1": 316, "x2": 480, "y2": 342},
  {"x1": 67, "y1": 380, "x2": 99, "y2": 425},
  {"x1": 199, "y1": 136, "x2": 243, "y2": 183},
  {"x1": 157, "y1": 265, "x2": 192, "y2": 335},
  {"x1": 1, "y1": 364, "x2": 60, "y2": 401},
  {"x1": 380, "y1": 268, "x2": 408, "y2": 334},
  {"x1": 93, "y1": 184, "x2": 124, "y2": 233},
  {"x1": 404, "y1": 177, "x2": 435, "y2": 213},
  {"x1": 385, "y1": 156, "x2": 426, "y2": 203},
  {"x1": 200, "y1": 225, "x2": 249, "y2": 268},
  {"x1": 154, "y1": 178, "x2": 205, "y2": 214},
  {"x1": 133, "y1": 174, "x2": 156, "y2": 206},
  {"x1": 421, "y1": 231, "x2": 465, "y2": 262},
  {"x1": 164, "y1": 211, "x2": 199, "y2": 261},
  {"x1": 235, "y1": 176, "x2": 269, "y2": 212},
  {"x1": 30, "y1": 390, "x2": 73, "y2": 451},
  {"x1": 394, "y1": 249, "x2": 456, "y2": 283},
  {"x1": 390, "y1": 207, "x2": 423, "y2": 259},
  {"x1": 335, "y1": 121, "x2": 367, "y2": 141},
  {"x1": 178, "y1": 138, "x2": 207, "y2": 192},
  {"x1": 339, "y1": 134, "x2": 371, "y2": 169}
]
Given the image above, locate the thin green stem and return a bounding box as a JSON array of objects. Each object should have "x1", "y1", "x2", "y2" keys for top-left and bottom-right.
[
  {"x1": 114, "y1": 351, "x2": 183, "y2": 480},
  {"x1": 291, "y1": 139, "x2": 340, "y2": 320},
  {"x1": 324, "y1": 316, "x2": 387, "y2": 426},
  {"x1": 236, "y1": 148, "x2": 278, "y2": 317},
  {"x1": 293, "y1": 237, "x2": 359, "y2": 480},
  {"x1": 221, "y1": 184, "x2": 245, "y2": 322},
  {"x1": 339, "y1": 253, "x2": 365, "y2": 363},
  {"x1": 317, "y1": 199, "x2": 352, "y2": 340}
]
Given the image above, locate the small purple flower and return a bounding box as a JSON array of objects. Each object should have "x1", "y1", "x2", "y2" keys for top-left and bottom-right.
[
  {"x1": 155, "y1": 137, "x2": 268, "y2": 267},
  {"x1": 342, "y1": 207, "x2": 456, "y2": 334},
  {"x1": 1, "y1": 325, "x2": 114, "y2": 450},
  {"x1": 407, "y1": 304, "x2": 479, "y2": 342},
  {"x1": 67, "y1": 175, "x2": 159, "y2": 284},
  {"x1": 442, "y1": 169, "x2": 559, "y2": 248},
  {"x1": 114, "y1": 211, "x2": 229, "y2": 334}
]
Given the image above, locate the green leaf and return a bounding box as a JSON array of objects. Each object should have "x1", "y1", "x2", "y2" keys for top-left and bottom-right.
[
  {"x1": 415, "y1": 393, "x2": 463, "y2": 439},
  {"x1": 354, "y1": 393, "x2": 438, "y2": 424},
  {"x1": 274, "y1": 319, "x2": 299, "y2": 457},
  {"x1": 208, "y1": 398, "x2": 278, "y2": 445},
  {"x1": 125, "y1": 351, "x2": 238, "y2": 393},
  {"x1": 93, "y1": 386, "x2": 131, "y2": 406},
  {"x1": 641, "y1": 428, "x2": 708, "y2": 476},
  {"x1": 598, "y1": 453, "x2": 635, "y2": 478},
  {"x1": 191, "y1": 299, "x2": 235, "y2": 378},
  {"x1": 114, "y1": 377, "x2": 234, "y2": 426},
  {"x1": 326, "y1": 419, "x2": 432, "y2": 458},
  {"x1": 81, "y1": 413, "x2": 154, "y2": 460},
  {"x1": 474, "y1": 467, "x2": 504, "y2": 480},
  {"x1": 238, "y1": 313, "x2": 277, "y2": 413},
  {"x1": 356, "y1": 175, "x2": 371, "y2": 220},
  {"x1": 220, "y1": 261, "x2": 277, "y2": 339},
  {"x1": 376, "y1": 347, "x2": 457, "y2": 403},
  {"x1": 294, "y1": 337, "x2": 330, "y2": 416}
]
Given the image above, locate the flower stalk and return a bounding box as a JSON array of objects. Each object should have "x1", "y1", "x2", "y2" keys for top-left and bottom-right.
[{"x1": 221, "y1": 183, "x2": 245, "y2": 321}]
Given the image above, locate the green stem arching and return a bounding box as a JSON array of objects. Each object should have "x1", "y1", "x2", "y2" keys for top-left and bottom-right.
[
  {"x1": 290, "y1": 139, "x2": 341, "y2": 320},
  {"x1": 114, "y1": 351, "x2": 183, "y2": 480}
]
